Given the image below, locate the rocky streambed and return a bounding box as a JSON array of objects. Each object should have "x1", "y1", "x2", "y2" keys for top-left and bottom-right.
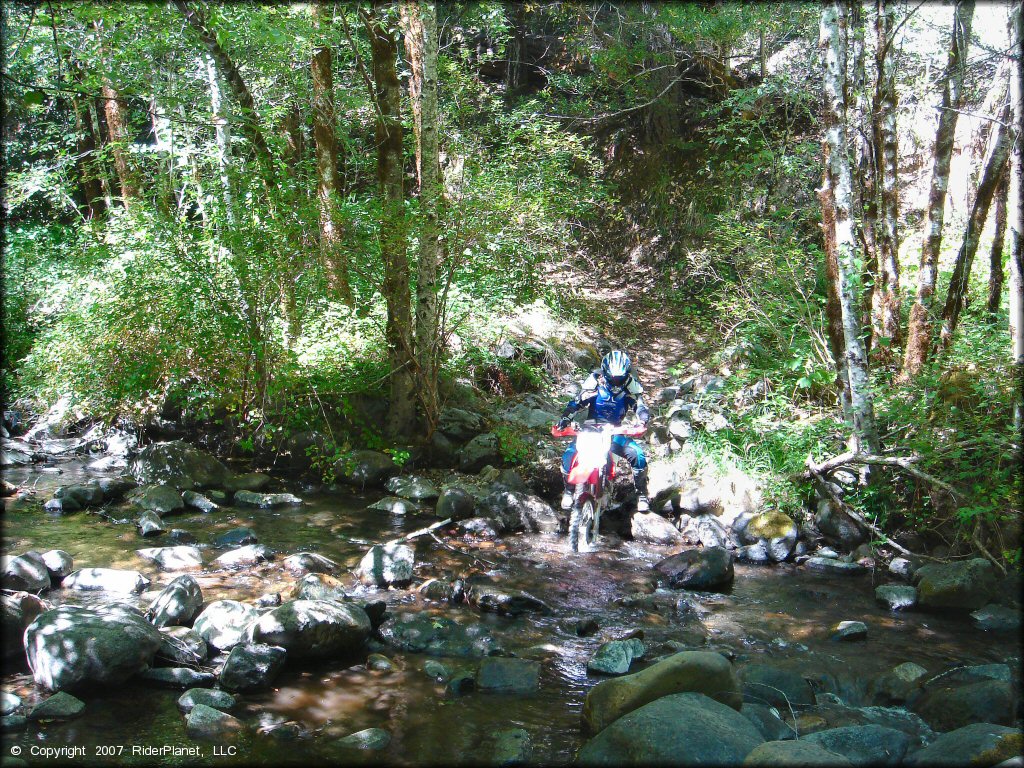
[{"x1": 1, "y1": 438, "x2": 1021, "y2": 767}]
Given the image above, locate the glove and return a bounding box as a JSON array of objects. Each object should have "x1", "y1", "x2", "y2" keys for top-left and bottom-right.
[{"x1": 557, "y1": 417, "x2": 570, "y2": 430}]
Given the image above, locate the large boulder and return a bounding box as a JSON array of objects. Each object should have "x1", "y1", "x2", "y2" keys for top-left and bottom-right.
[
  {"x1": 358, "y1": 542, "x2": 414, "y2": 587},
  {"x1": 631, "y1": 512, "x2": 685, "y2": 544},
  {"x1": 2, "y1": 592, "x2": 50, "y2": 661},
  {"x1": 54, "y1": 483, "x2": 104, "y2": 507},
  {"x1": 127, "y1": 484, "x2": 185, "y2": 515},
  {"x1": 62, "y1": 568, "x2": 149, "y2": 594},
  {"x1": 740, "y1": 664, "x2": 816, "y2": 712},
  {"x1": 192, "y1": 600, "x2": 261, "y2": 651},
  {"x1": 744, "y1": 740, "x2": 852, "y2": 766},
  {"x1": 904, "y1": 723, "x2": 1022, "y2": 766},
  {"x1": 282, "y1": 552, "x2": 338, "y2": 576},
  {"x1": 24, "y1": 603, "x2": 163, "y2": 691},
  {"x1": 654, "y1": 546, "x2": 734, "y2": 590},
  {"x1": 741, "y1": 704, "x2": 798, "y2": 741},
  {"x1": 578, "y1": 692, "x2": 764, "y2": 766},
  {"x1": 246, "y1": 600, "x2": 370, "y2": 659},
  {"x1": 913, "y1": 558, "x2": 998, "y2": 611},
  {"x1": 1, "y1": 552, "x2": 51, "y2": 592},
  {"x1": 460, "y1": 433, "x2": 503, "y2": 473},
  {"x1": 801, "y1": 725, "x2": 911, "y2": 766},
  {"x1": 218, "y1": 643, "x2": 287, "y2": 692},
  {"x1": 130, "y1": 441, "x2": 231, "y2": 489},
  {"x1": 436, "y1": 486, "x2": 476, "y2": 521},
  {"x1": 146, "y1": 575, "x2": 204, "y2": 628},
  {"x1": 335, "y1": 450, "x2": 399, "y2": 488},
  {"x1": 185, "y1": 703, "x2": 244, "y2": 739},
  {"x1": 385, "y1": 475, "x2": 439, "y2": 501},
  {"x1": 478, "y1": 489, "x2": 560, "y2": 534},
  {"x1": 157, "y1": 626, "x2": 208, "y2": 666},
  {"x1": 438, "y1": 407, "x2": 485, "y2": 441},
  {"x1": 39, "y1": 550, "x2": 74, "y2": 584},
  {"x1": 212, "y1": 545, "x2": 272, "y2": 568},
  {"x1": 970, "y1": 603, "x2": 1020, "y2": 632},
  {"x1": 814, "y1": 499, "x2": 868, "y2": 548},
  {"x1": 136, "y1": 545, "x2": 203, "y2": 571},
  {"x1": 291, "y1": 573, "x2": 349, "y2": 602},
  {"x1": 583, "y1": 651, "x2": 742, "y2": 735},
  {"x1": 588, "y1": 639, "x2": 645, "y2": 676},
  {"x1": 738, "y1": 511, "x2": 799, "y2": 563},
  {"x1": 875, "y1": 584, "x2": 918, "y2": 611},
  {"x1": 910, "y1": 678, "x2": 1016, "y2": 731},
  {"x1": 869, "y1": 662, "x2": 929, "y2": 706}
]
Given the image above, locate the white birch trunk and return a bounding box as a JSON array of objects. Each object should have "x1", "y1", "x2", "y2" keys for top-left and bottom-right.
[
  {"x1": 821, "y1": 0, "x2": 880, "y2": 460},
  {"x1": 1007, "y1": 1, "x2": 1023, "y2": 428},
  {"x1": 204, "y1": 53, "x2": 234, "y2": 225}
]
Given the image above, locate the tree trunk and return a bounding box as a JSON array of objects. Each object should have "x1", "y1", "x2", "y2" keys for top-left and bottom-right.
[
  {"x1": 364, "y1": 3, "x2": 417, "y2": 438},
  {"x1": 821, "y1": 0, "x2": 880, "y2": 461},
  {"x1": 94, "y1": 22, "x2": 138, "y2": 207},
  {"x1": 204, "y1": 53, "x2": 234, "y2": 225},
  {"x1": 987, "y1": 171, "x2": 1009, "y2": 315},
  {"x1": 402, "y1": 1, "x2": 443, "y2": 435},
  {"x1": 1007, "y1": 1, "x2": 1023, "y2": 429},
  {"x1": 505, "y1": 1, "x2": 528, "y2": 99},
  {"x1": 311, "y1": 0, "x2": 353, "y2": 305},
  {"x1": 870, "y1": 0, "x2": 901, "y2": 357},
  {"x1": 279, "y1": 104, "x2": 304, "y2": 346},
  {"x1": 902, "y1": 0, "x2": 975, "y2": 378},
  {"x1": 173, "y1": 0, "x2": 275, "y2": 183},
  {"x1": 938, "y1": 102, "x2": 1012, "y2": 351},
  {"x1": 818, "y1": 170, "x2": 853, "y2": 416},
  {"x1": 68, "y1": 61, "x2": 106, "y2": 219}
]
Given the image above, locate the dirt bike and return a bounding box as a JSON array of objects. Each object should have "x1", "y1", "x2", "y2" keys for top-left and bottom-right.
[{"x1": 551, "y1": 420, "x2": 647, "y2": 552}]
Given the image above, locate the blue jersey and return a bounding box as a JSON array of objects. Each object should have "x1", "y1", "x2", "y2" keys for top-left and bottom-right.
[{"x1": 561, "y1": 371, "x2": 648, "y2": 426}]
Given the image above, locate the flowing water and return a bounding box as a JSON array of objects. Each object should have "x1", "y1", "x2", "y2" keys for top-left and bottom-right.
[{"x1": 2, "y1": 461, "x2": 1019, "y2": 765}]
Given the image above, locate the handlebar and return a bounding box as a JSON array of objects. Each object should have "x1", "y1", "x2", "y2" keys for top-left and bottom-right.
[{"x1": 551, "y1": 423, "x2": 647, "y2": 438}]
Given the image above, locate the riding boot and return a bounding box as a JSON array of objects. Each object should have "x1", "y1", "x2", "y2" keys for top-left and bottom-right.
[
  {"x1": 560, "y1": 471, "x2": 573, "y2": 510},
  {"x1": 634, "y1": 469, "x2": 650, "y2": 512}
]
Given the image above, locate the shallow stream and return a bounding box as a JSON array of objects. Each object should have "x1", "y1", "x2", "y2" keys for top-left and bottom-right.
[{"x1": 2, "y1": 461, "x2": 1018, "y2": 765}]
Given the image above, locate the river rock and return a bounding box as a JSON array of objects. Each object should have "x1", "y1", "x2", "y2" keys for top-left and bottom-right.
[
  {"x1": 335, "y1": 450, "x2": 399, "y2": 488},
  {"x1": 798, "y1": 703, "x2": 936, "y2": 747},
  {"x1": 457, "y1": 517, "x2": 501, "y2": 538},
  {"x1": 741, "y1": 703, "x2": 798, "y2": 741},
  {"x1": 177, "y1": 688, "x2": 235, "y2": 713},
  {"x1": 654, "y1": 546, "x2": 734, "y2": 590},
  {"x1": 233, "y1": 490, "x2": 302, "y2": 508},
  {"x1": 904, "y1": 722, "x2": 1022, "y2": 766},
  {"x1": 583, "y1": 650, "x2": 742, "y2": 734},
  {"x1": 875, "y1": 584, "x2": 918, "y2": 611},
  {"x1": 246, "y1": 599, "x2": 370, "y2": 659},
  {"x1": 192, "y1": 600, "x2": 261, "y2": 650},
  {"x1": 888, "y1": 557, "x2": 917, "y2": 579},
  {"x1": 367, "y1": 496, "x2": 420, "y2": 515},
  {"x1": 219, "y1": 643, "x2": 287, "y2": 692},
  {"x1": 54, "y1": 483, "x2": 103, "y2": 507},
  {"x1": 337, "y1": 727, "x2": 391, "y2": 750},
  {"x1": 94, "y1": 476, "x2": 137, "y2": 499},
  {"x1": 130, "y1": 440, "x2": 231, "y2": 489},
  {"x1": 139, "y1": 667, "x2": 215, "y2": 688},
  {"x1": 137, "y1": 511, "x2": 165, "y2": 537},
  {"x1": 737, "y1": 541, "x2": 772, "y2": 563},
  {"x1": 158, "y1": 626, "x2": 208, "y2": 666},
  {"x1": 870, "y1": 662, "x2": 928, "y2": 705},
  {"x1": 378, "y1": 612, "x2": 501, "y2": 658},
  {"x1": 282, "y1": 552, "x2": 337, "y2": 575},
  {"x1": 2, "y1": 551, "x2": 51, "y2": 592},
  {"x1": 24, "y1": 603, "x2": 162, "y2": 691},
  {"x1": 801, "y1": 724, "x2": 911, "y2": 765},
  {"x1": 213, "y1": 545, "x2": 272, "y2": 568},
  {"x1": 182, "y1": 490, "x2": 219, "y2": 513},
  {"x1": 128, "y1": 484, "x2": 185, "y2": 515},
  {"x1": 578, "y1": 691, "x2": 764, "y2": 765},
  {"x1": 493, "y1": 727, "x2": 532, "y2": 765},
  {"x1": 740, "y1": 664, "x2": 816, "y2": 712},
  {"x1": 147, "y1": 575, "x2": 203, "y2": 628},
  {"x1": 212, "y1": 528, "x2": 258, "y2": 548},
  {"x1": 831, "y1": 621, "x2": 868, "y2": 641},
  {"x1": 476, "y1": 657, "x2": 541, "y2": 693},
  {"x1": 459, "y1": 433, "x2": 502, "y2": 473},
  {"x1": 815, "y1": 500, "x2": 868, "y2": 548},
  {"x1": 1, "y1": 693, "x2": 21, "y2": 716},
  {"x1": 744, "y1": 740, "x2": 853, "y2": 766},
  {"x1": 804, "y1": 557, "x2": 867, "y2": 576},
  {"x1": 224, "y1": 472, "x2": 271, "y2": 493},
  {"x1": 136, "y1": 545, "x2": 203, "y2": 571},
  {"x1": 438, "y1": 407, "x2": 485, "y2": 441},
  {"x1": 291, "y1": 572, "x2": 348, "y2": 602},
  {"x1": 386, "y1": 475, "x2": 439, "y2": 501},
  {"x1": 911, "y1": 678, "x2": 1016, "y2": 731},
  {"x1": 631, "y1": 511, "x2": 684, "y2": 544},
  {"x1": 435, "y1": 486, "x2": 476, "y2": 521},
  {"x1": 739, "y1": 511, "x2": 799, "y2": 562},
  {"x1": 28, "y1": 692, "x2": 85, "y2": 721},
  {"x1": 468, "y1": 582, "x2": 551, "y2": 616},
  {"x1": 358, "y1": 542, "x2": 414, "y2": 587},
  {"x1": 588, "y1": 638, "x2": 645, "y2": 676},
  {"x1": 2, "y1": 592, "x2": 49, "y2": 660},
  {"x1": 185, "y1": 703, "x2": 244, "y2": 739},
  {"x1": 970, "y1": 603, "x2": 1020, "y2": 632},
  {"x1": 63, "y1": 567, "x2": 150, "y2": 593},
  {"x1": 913, "y1": 558, "x2": 997, "y2": 612},
  {"x1": 478, "y1": 489, "x2": 560, "y2": 534},
  {"x1": 37, "y1": 550, "x2": 73, "y2": 585},
  {"x1": 43, "y1": 497, "x2": 79, "y2": 514}
]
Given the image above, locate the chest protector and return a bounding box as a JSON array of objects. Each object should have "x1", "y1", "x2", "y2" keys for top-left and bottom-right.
[{"x1": 591, "y1": 383, "x2": 629, "y2": 424}]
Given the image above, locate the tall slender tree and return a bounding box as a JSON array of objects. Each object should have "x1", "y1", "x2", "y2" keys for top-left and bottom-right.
[
  {"x1": 311, "y1": 0, "x2": 353, "y2": 305},
  {"x1": 94, "y1": 21, "x2": 138, "y2": 206},
  {"x1": 820, "y1": 0, "x2": 880, "y2": 460},
  {"x1": 1005, "y1": 1, "x2": 1023, "y2": 428},
  {"x1": 987, "y1": 172, "x2": 1009, "y2": 315},
  {"x1": 903, "y1": 0, "x2": 975, "y2": 378}
]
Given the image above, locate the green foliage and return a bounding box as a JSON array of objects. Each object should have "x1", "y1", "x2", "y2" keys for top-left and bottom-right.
[{"x1": 493, "y1": 424, "x2": 532, "y2": 465}]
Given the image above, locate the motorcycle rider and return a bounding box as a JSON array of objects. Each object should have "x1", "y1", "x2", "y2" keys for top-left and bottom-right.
[{"x1": 557, "y1": 350, "x2": 651, "y2": 512}]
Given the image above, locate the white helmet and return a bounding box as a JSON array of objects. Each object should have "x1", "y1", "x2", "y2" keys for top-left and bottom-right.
[{"x1": 601, "y1": 350, "x2": 631, "y2": 388}]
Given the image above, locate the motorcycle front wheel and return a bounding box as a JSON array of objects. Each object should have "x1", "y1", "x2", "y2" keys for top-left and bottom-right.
[{"x1": 569, "y1": 495, "x2": 597, "y2": 552}]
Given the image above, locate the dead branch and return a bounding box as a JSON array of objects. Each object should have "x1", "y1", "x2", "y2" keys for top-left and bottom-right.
[
  {"x1": 385, "y1": 518, "x2": 452, "y2": 546},
  {"x1": 429, "y1": 532, "x2": 502, "y2": 568},
  {"x1": 804, "y1": 451, "x2": 965, "y2": 502}
]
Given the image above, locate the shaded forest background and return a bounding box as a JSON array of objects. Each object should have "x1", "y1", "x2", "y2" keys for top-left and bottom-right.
[{"x1": 2, "y1": 1, "x2": 1021, "y2": 567}]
